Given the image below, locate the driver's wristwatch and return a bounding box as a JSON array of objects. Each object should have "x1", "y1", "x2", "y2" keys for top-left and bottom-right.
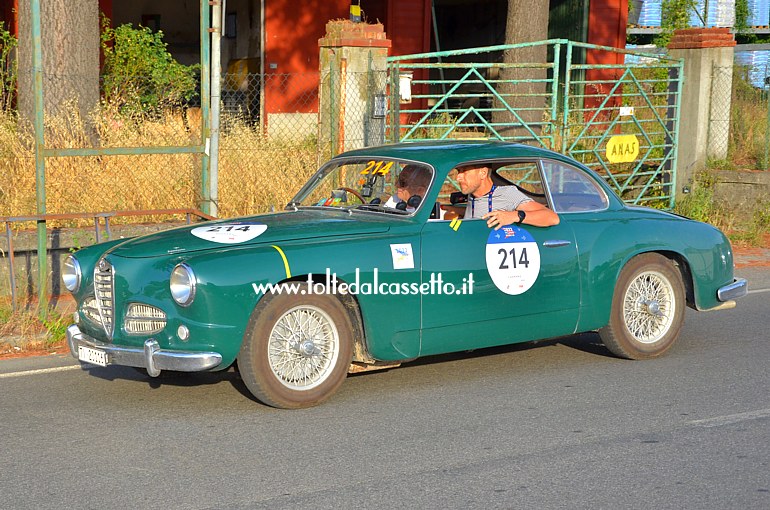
[{"x1": 516, "y1": 209, "x2": 526, "y2": 224}]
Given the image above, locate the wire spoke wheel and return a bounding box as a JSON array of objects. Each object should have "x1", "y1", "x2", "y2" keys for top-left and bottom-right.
[
  {"x1": 268, "y1": 305, "x2": 340, "y2": 391},
  {"x1": 239, "y1": 292, "x2": 354, "y2": 409},
  {"x1": 622, "y1": 270, "x2": 676, "y2": 344},
  {"x1": 600, "y1": 253, "x2": 685, "y2": 360}
]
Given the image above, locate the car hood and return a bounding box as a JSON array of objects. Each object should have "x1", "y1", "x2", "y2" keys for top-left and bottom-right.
[{"x1": 108, "y1": 209, "x2": 393, "y2": 258}]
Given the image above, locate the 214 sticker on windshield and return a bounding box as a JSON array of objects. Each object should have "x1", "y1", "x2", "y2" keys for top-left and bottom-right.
[{"x1": 485, "y1": 225, "x2": 540, "y2": 295}]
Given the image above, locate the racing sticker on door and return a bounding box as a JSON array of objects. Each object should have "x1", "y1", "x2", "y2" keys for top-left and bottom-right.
[
  {"x1": 485, "y1": 225, "x2": 540, "y2": 295},
  {"x1": 191, "y1": 223, "x2": 268, "y2": 244}
]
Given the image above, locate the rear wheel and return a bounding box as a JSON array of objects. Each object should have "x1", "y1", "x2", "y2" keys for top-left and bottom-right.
[
  {"x1": 599, "y1": 253, "x2": 685, "y2": 360},
  {"x1": 238, "y1": 291, "x2": 353, "y2": 408}
]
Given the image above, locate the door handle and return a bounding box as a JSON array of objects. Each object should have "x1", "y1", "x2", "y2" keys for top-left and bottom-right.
[{"x1": 542, "y1": 240, "x2": 571, "y2": 248}]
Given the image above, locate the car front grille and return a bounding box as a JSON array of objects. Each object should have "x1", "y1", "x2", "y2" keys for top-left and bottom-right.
[
  {"x1": 94, "y1": 258, "x2": 115, "y2": 338},
  {"x1": 82, "y1": 297, "x2": 103, "y2": 326},
  {"x1": 124, "y1": 303, "x2": 167, "y2": 335}
]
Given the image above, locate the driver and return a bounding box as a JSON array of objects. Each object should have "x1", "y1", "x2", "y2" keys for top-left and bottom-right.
[
  {"x1": 384, "y1": 165, "x2": 432, "y2": 212},
  {"x1": 455, "y1": 164, "x2": 560, "y2": 228}
]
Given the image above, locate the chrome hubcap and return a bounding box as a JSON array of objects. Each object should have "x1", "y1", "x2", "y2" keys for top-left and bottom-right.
[
  {"x1": 623, "y1": 271, "x2": 675, "y2": 344},
  {"x1": 268, "y1": 305, "x2": 339, "y2": 390},
  {"x1": 641, "y1": 299, "x2": 662, "y2": 316},
  {"x1": 295, "y1": 339, "x2": 318, "y2": 357}
]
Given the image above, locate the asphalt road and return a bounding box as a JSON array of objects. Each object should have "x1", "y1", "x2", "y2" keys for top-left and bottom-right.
[{"x1": 1, "y1": 267, "x2": 769, "y2": 510}]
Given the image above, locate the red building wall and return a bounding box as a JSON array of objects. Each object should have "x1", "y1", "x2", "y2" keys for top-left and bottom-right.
[
  {"x1": 585, "y1": 0, "x2": 629, "y2": 121},
  {"x1": 386, "y1": 0, "x2": 432, "y2": 122},
  {"x1": 263, "y1": 0, "x2": 348, "y2": 114},
  {"x1": 263, "y1": 0, "x2": 432, "y2": 116},
  {"x1": 2, "y1": 0, "x2": 17, "y2": 35}
]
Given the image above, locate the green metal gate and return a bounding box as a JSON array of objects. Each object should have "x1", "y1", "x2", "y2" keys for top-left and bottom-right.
[{"x1": 386, "y1": 40, "x2": 683, "y2": 209}]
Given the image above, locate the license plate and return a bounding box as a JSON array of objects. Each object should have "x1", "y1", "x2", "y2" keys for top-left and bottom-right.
[{"x1": 78, "y1": 345, "x2": 108, "y2": 367}]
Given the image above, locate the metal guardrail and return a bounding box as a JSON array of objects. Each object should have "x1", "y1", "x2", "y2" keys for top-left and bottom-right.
[{"x1": 2, "y1": 209, "x2": 214, "y2": 312}]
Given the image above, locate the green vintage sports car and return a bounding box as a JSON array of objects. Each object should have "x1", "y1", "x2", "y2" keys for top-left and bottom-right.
[{"x1": 64, "y1": 141, "x2": 747, "y2": 408}]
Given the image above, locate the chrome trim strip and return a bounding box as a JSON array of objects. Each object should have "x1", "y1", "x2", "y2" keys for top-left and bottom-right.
[
  {"x1": 66, "y1": 325, "x2": 222, "y2": 376},
  {"x1": 718, "y1": 278, "x2": 748, "y2": 302},
  {"x1": 542, "y1": 240, "x2": 571, "y2": 248},
  {"x1": 94, "y1": 258, "x2": 115, "y2": 339}
]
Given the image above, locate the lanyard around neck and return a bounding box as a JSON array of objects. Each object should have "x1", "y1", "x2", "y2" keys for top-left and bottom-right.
[{"x1": 471, "y1": 185, "x2": 496, "y2": 217}]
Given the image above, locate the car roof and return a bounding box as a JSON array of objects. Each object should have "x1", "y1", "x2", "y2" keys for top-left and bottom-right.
[{"x1": 334, "y1": 141, "x2": 576, "y2": 170}]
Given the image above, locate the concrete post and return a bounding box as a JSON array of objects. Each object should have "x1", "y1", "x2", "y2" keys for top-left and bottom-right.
[
  {"x1": 668, "y1": 28, "x2": 735, "y2": 194},
  {"x1": 318, "y1": 21, "x2": 391, "y2": 162}
]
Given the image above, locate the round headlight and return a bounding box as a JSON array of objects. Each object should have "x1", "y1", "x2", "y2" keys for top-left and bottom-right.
[
  {"x1": 170, "y1": 263, "x2": 196, "y2": 306},
  {"x1": 62, "y1": 255, "x2": 81, "y2": 293}
]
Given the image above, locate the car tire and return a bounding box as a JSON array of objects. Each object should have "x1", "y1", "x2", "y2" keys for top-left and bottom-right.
[
  {"x1": 238, "y1": 291, "x2": 354, "y2": 409},
  {"x1": 599, "y1": 253, "x2": 685, "y2": 360}
]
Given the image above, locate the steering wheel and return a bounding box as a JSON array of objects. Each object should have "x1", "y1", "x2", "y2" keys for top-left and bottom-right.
[{"x1": 336, "y1": 187, "x2": 365, "y2": 203}]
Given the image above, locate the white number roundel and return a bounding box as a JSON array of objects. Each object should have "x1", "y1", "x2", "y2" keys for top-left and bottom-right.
[
  {"x1": 191, "y1": 223, "x2": 267, "y2": 244},
  {"x1": 485, "y1": 225, "x2": 540, "y2": 295}
]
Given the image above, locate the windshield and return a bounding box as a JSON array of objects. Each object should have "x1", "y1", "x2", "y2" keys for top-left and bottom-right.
[{"x1": 289, "y1": 158, "x2": 435, "y2": 215}]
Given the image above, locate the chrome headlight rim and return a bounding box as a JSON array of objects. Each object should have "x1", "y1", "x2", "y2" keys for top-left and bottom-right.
[
  {"x1": 170, "y1": 262, "x2": 196, "y2": 307},
  {"x1": 62, "y1": 254, "x2": 82, "y2": 293}
]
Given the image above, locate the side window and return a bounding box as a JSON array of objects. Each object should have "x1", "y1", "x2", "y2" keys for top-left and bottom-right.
[
  {"x1": 541, "y1": 160, "x2": 609, "y2": 213},
  {"x1": 495, "y1": 162, "x2": 545, "y2": 197},
  {"x1": 432, "y1": 168, "x2": 466, "y2": 221}
]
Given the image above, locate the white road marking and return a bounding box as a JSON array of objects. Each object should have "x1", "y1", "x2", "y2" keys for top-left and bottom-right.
[
  {"x1": 0, "y1": 365, "x2": 81, "y2": 379},
  {"x1": 689, "y1": 408, "x2": 770, "y2": 428},
  {"x1": 747, "y1": 288, "x2": 770, "y2": 295}
]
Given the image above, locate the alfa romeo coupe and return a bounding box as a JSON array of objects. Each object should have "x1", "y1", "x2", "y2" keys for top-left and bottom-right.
[{"x1": 63, "y1": 141, "x2": 747, "y2": 408}]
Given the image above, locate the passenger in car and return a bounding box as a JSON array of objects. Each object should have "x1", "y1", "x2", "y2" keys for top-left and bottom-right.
[
  {"x1": 455, "y1": 164, "x2": 560, "y2": 228},
  {"x1": 384, "y1": 165, "x2": 432, "y2": 212}
]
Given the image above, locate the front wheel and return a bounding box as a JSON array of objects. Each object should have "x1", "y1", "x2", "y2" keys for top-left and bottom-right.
[
  {"x1": 238, "y1": 291, "x2": 354, "y2": 408},
  {"x1": 599, "y1": 253, "x2": 685, "y2": 360}
]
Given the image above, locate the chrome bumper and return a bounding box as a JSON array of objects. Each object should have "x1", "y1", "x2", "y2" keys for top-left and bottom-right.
[
  {"x1": 66, "y1": 324, "x2": 223, "y2": 377},
  {"x1": 718, "y1": 278, "x2": 748, "y2": 302}
]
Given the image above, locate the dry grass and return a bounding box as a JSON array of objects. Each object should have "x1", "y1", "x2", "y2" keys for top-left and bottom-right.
[
  {"x1": 218, "y1": 122, "x2": 318, "y2": 217},
  {"x1": 0, "y1": 106, "x2": 318, "y2": 226},
  {"x1": 0, "y1": 297, "x2": 70, "y2": 355},
  {"x1": 728, "y1": 86, "x2": 769, "y2": 170}
]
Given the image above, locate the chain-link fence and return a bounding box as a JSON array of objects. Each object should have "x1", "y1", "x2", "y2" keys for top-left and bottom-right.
[
  {"x1": 0, "y1": 70, "x2": 330, "y2": 222},
  {"x1": 218, "y1": 72, "x2": 321, "y2": 217},
  {"x1": 721, "y1": 63, "x2": 770, "y2": 171},
  {"x1": 317, "y1": 67, "x2": 388, "y2": 162},
  {"x1": 709, "y1": 64, "x2": 732, "y2": 160}
]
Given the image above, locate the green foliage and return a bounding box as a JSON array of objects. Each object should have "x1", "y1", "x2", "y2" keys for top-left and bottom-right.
[
  {"x1": 674, "y1": 171, "x2": 721, "y2": 224},
  {"x1": 734, "y1": 0, "x2": 754, "y2": 41},
  {"x1": 0, "y1": 21, "x2": 17, "y2": 114},
  {"x1": 41, "y1": 309, "x2": 69, "y2": 345},
  {"x1": 101, "y1": 17, "x2": 199, "y2": 116},
  {"x1": 0, "y1": 302, "x2": 69, "y2": 348},
  {"x1": 654, "y1": 0, "x2": 698, "y2": 47}
]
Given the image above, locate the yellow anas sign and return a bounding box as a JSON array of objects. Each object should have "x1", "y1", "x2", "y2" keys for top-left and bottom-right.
[{"x1": 606, "y1": 135, "x2": 639, "y2": 163}]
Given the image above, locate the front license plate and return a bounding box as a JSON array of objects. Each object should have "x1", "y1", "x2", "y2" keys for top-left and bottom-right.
[{"x1": 78, "y1": 345, "x2": 108, "y2": 367}]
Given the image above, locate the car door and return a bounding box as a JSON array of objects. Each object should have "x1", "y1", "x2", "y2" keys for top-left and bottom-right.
[{"x1": 418, "y1": 162, "x2": 581, "y2": 356}]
